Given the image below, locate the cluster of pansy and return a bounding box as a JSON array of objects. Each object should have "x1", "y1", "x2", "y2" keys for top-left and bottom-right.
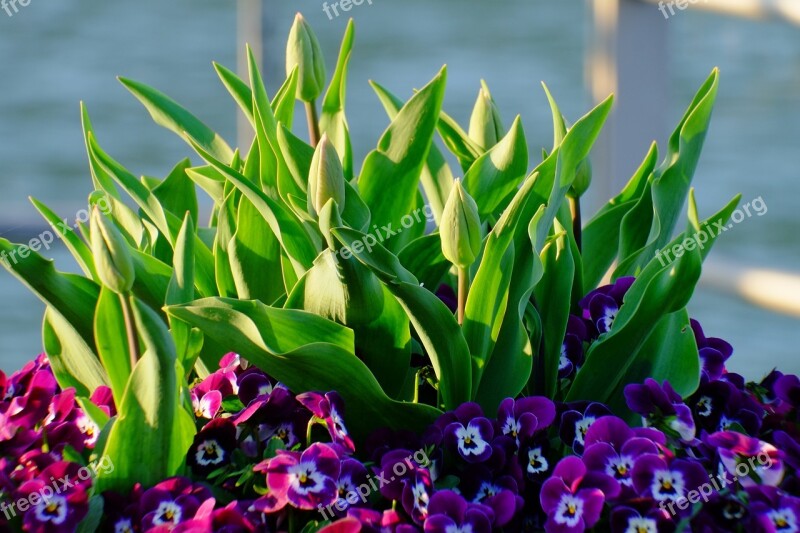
[
  {"x1": 0, "y1": 354, "x2": 114, "y2": 532},
  {"x1": 1, "y1": 276, "x2": 799, "y2": 532}
]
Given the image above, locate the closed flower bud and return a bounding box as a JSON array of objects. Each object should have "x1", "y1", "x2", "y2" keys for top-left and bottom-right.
[
  {"x1": 570, "y1": 158, "x2": 592, "y2": 198},
  {"x1": 286, "y1": 13, "x2": 326, "y2": 102},
  {"x1": 91, "y1": 208, "x2": 135, "y2": 294},
  {"x1": 469, "y1": 82, "x2": 504, "y2": 150},
  {"x1": 440, "y1": 179, "x2": 482, "y2": 268},
  {"x1": 308, "y1": 134, "x2": 346, "y2": 218}
]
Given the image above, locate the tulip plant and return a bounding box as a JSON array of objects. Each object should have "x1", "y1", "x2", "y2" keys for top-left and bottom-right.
[{"x1": 1, "y1": 13, "x2": 797, "y2": 533}]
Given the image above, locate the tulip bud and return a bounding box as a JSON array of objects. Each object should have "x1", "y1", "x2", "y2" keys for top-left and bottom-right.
[
  {"x1": 469, "y1": 82, "x2": 504, "y2": 149},
  {"x1": 440, "y1": 179, "x2": 482, "y2": 269},
  {"x1": 286, "y1": 13, "x2": 326, "y2": 103},
  {"x1": 570, "y1": 158, "x2": 592, "y2": 198},
  {"x1": 308, "y1": 134, "x2": 346, "y2": 218},
  {"x1": 91, "y1": 207, "x2": 135, "y2": 294}
]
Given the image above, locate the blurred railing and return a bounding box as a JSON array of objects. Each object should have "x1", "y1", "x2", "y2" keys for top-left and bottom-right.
[{"x1": 588, "y1": 0, "x2": 800, "y2": 317}]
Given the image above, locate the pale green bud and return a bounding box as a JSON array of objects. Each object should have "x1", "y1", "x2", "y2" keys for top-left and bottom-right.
[
  {"x1": 286, "y1": 13, "x2": 326, "y2": 102},
  {"x1": 469, "y1": 82, "x2": 504, "y2": 149},
  {"x1": 440, "y1": 179, "x2": 482, "y2": 268},
  {"x1": 308, "y1": 134, "x2": 346, "y2": 218},
  {"x1": 570, "y1": 158, "x2": 592, "y2": 198},
  {"x1": 91, "y1": 207, "x2": 135, "y2": 294}
]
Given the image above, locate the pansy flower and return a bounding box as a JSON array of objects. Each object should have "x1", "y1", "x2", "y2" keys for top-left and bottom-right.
[
  {"x1": 691, "y1": 318, "x2": 734, "y2": 382},
  {"x1": 688, "y1": 492, "x2": 749, "y2": 532},
  {"x1": 631, "y1": 455, "x2": 707, "y2": 510},
  {"x1": 74, "y1": 412, "x2": 100, "y2": 448},
  {"x1": 559, "y1": 316, "x2": 588, "y2": 379},
  {"x1": 705, "y1": 431, "x2": 784, "y2": 487},
  {"x1": 374, "y1": 448, "x2": 430, "y2": 501},
  {"x1": 139, "y1": 477, "x2": 211, "y2": 530},
  {"x1": 459, "y1": 465, "x2": 522, "y2": 528},
  {"x1": 579, "y1": 276, "x2": 634, "y2": 336},
  {"x1": 0, "y1": 370, "x2": 58, "y2": 439},
  {"x1": 297, "y1": 391, "x2": 355, "y2": 453},
  {"x1": 187, "y1": 418, "x2": 237, "y2": 476},
  {"x1": 747, "y1": 486, "x2": 800, "y2": 532},
  {"x1": 401, "y1": 467, "x2": 434, "y2": 524},
  {"x1": 625, "y1": 379, "x2": 696, "y2": 442},
  {"x1": 520, "y1": 436, "x2": 553, "y2": 481},
  {"x1": 344, "y1": 507, "x2": 418, "y2": 533},
  {"x1": 423, "y1": 490, "x2": 493, "y2": 533},
  {"x1": 775, "y1": 374, "x2": 800, "y2": 409},
  {"x1": 253, "y1": 442, "x2": 340, "y2": 512},
  {"x1": 540, "y1": 456, "x2": 620, "y2": 533},
  {"x1": 559, "y1": 402, "x2": 612, "y2": 454},
  {"x1": 773, "y1": 431, "x2": 800, "y2": 471},
  {"x1": 610, "y1": 505, "x2": 675, "y2": 533},
  {"x1": 191, "y1": 389, "x2": 222, "y2": 421},
  {"x1": 16, "y1": 461, "x2": 91, "y2": 533},
  {"x1": 582, "y1": 416, "x2": 660, "y2": 497},
  {"x1": 497, "y1": 396, "x2": 556, "y2": 448},
  {"x1": 99, "y1": 486, "x2": 144, "y2": 533},
  {"x1": 330, "y1": 458, "x2": 369, "y2": 517},
  {"x1": 89, "y1": 385, "x2": 116, "y2": 418},
  {"x1": 445, "y1": 416, "x2": 494, "y2": 464}
]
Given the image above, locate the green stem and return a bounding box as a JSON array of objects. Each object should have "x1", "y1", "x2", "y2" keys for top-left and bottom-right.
[
  {"x1": 305, "y1": 100, "x2": 321, "y2": 147},
  {"x1": 119, "y1": 294, "x2": 140, "y2": 369},
  {"x1": 457, "y1": 267, "x2": 468, "y2": 325},
  {"x1": 569, "y1": 195, "x2": 582, "y2": 252}
]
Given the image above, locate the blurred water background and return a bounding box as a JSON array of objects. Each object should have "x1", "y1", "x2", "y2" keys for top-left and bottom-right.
[{"x1": 0, "y1": 1, "x2": 797, "y2": 377}]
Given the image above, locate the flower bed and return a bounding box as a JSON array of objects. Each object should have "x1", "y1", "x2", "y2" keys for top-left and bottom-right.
[{"x1": 0, "y1": 12, "x2": 797, "y2": 533}]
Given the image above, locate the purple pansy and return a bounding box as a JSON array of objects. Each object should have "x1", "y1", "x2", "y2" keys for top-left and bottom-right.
[
  {"x1": 748, "y1": 486, "x2": 800, "y2": 532},
  {"x1": 330, "y1": 458, "x2": 370, "y2": 517},
  {"x1": 579, "y1": 276, "x2": 634, "y2": 336},
  {"x1": 16, "y1": 461, "x2": 90, "y2": 533},
  {"x1": 775, "y1": 374, "x2": 800, "y2": 408},
  {"x1": 191, "y1": 389, "x2": 222, "y2": 421},
  {"x1": 582, "y1": 416, "x2": 661, "y2": 497},
  {"x1": 401, "y1": 467, "x2": 434, "y2": 524},
  {"x1": 705, "y1": 431, "x2": 784, "y2": 487},
  {"x1": 559, "y1": 316, "x2": 588, "y2": 379},
  {"x1": 691, "y1": 318, "x2": 734, "y2": 382},
  {"x1": 631, "y1": 455, "x2": 708, "y2": 509},
  {"x1": 423, "y1": 490, "x2": 493, "y2": 533},
  {"x1": 459, "y1": 466, "x2": 522, "y2": 528},
  {"x1": 520, "y1": 436, "x2": 553, "y2": 481},
  {"x1": 688, "y1": 492, "x2": 749, "y2": 532},
  {"x1": 497, "y1": 396, "x2": 556, "y2": 448},
  {"x1": 625, "y1": 379, "x2": 696, "y2": 442},
  {"x1": 610, "y1": 505, "x2": 675, "y2": 533},
  {"x1": 187, "y1": 418, "x2": 237, "y2": 476},
  {"x1": 540, "y1": 456, "x2": 620, "y2": 533},
  {"x1": 374, "y1": 448, "x2": 430, "y2": 501},
  {"x1": 437, "y1": 403, "x2": 494, "y2": 464},
  {"x1": 139, "y1": 477, "x2": 212, "y2": 530},
  {"x1": 559, "y1": 402, "x2": 612, "y2": 454},
  {"x1": 253, "y1": 442, "x2": 340, "y2": 512},
  {"x1": 297, "y1": 391, "x2": 355, "y2": 453},
  {"x1": 445, "y1": 417, "x2": 494, "y2": 464}
]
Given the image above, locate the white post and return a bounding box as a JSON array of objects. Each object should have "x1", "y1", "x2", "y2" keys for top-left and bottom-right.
[
  {"x1": 237, "y1": 0, "x2": 263, "y2": 148},
  {"x1": 587, "y1": 0, "x2": 669, "y2": 214}
]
